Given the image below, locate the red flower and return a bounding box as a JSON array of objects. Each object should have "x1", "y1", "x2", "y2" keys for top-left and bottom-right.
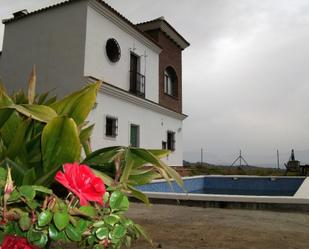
[
  {"x1": 1, "y1": 235, "x2": 39, "y2": 249},
  {"x1": 55, "y1": 163, "x2": 106, "y2": 206}
]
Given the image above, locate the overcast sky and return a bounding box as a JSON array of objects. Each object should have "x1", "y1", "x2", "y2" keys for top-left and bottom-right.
[{"x1": 1, "y1": 0, "x2": 309, "y2": 166}]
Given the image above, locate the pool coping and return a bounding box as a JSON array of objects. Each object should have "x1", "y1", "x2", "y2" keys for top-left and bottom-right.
[{"x1": 137, "y1": 175, "x2": 309, "y2": 212}]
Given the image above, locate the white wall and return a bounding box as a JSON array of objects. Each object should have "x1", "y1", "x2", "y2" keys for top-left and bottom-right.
[
  {"x1": 88, "y1": 92, "x2": 183, "y2": 166},
  {"x1": 84, "y1": 5, "x2": 159, "y2": 103},
  {"x1": 0, "y1": 1, "x2": 88, "y2": 95}
]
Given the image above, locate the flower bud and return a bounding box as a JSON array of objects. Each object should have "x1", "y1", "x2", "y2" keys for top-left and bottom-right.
[
  {"x1": 2, "y1": 168, "x2": 14, "y2": 224},
  {"x1": 4, "y1": 167, "x2": 14, "y2": 201}
]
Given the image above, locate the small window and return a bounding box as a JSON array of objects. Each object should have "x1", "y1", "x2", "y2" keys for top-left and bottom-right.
[
  {"x1": 106, "y1": 38, "x2": 121, "y2": 63},
  {"x1": 167, "y1": 131, "x2": 175, "y2": 151},
  {"x1": 130, "y1": 124, "x2": 140, "y2": 147},
  {"x1": 162, "y1": 141, "x2": 167, "y2": 150},
  {"x1": 164, "y1": 67, "x2": 177, "y2": 96},
  {"x1": 105, "y1": 116, "x2": 118, "y2": 137}
]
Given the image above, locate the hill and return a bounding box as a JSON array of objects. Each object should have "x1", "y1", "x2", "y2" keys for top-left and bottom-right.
[{"x1": 182, "y1": 162, "x2": 288, "y2": 176}]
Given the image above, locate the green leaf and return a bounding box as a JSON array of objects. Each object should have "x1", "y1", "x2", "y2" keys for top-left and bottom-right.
[
  {"x1": 83, "y1": 146, "x2": 123, "y2": 165},
  {"x1": 65, "y1": 223, "x2": 82, "y2": 242},
  {"x1": 1, "y1": 112, "x2": 23, "y2": 152},
  {"x1": 0, "y1": 109, "x2": 13, "y2": 129},
  {"x1": 120, "y1": 148, "x2": 134, "y2": 183},
  {"x1": 131, "y1": 148, "x2": 183, "y2": 187},
  {"x1": 112, "y1": 225, "x2": 126, "y2": 239},
  {"x1": 110, "y1": 236, "x2": 120, "y2": 245},
  {"x1": 104, "y1": 215, "x2": 120, "y2": 226},
  {"x1": 26, "y1": 199, "x2": 40, "y2": 210},
  {"x1": 41, "y1": 116, "x2": 81, "y2": 179},
  {"x1": 19, "y1": 214, "x2": 31, "y2": 231},
  {"x1": 8, "y1": 189, "x2": 21, "y2": 202},
  {"x1": 54, "y1": 211, "x2": 70, "y2": 231},
  {"x1": 51, "y1": 82, "x2": 101, "y2": 126},
  {"x1": 49, "y1": 224, "x2": 60, "y2": 240},
  {"x1": 27, "y1": 230, "x2": 42, "y2": 242},
  {"x1": 22, "y1": 168, "x2": 36, "y2": 185},
  {"x1": 33, "y1": 233, "x2": 48, "y2": 248},
  {"x1": 133, "y1": 223, "x2": 153, "y2": 245},
  {"x1": 0, "y1": 167, "x2": 7, "y2": 187},
  {"x1": 27, "y1": 230, "x2": 48, "y2": 247},
  {"x1": 103, "y1": 192, "x2": 110, "y2": 204},
  {"x1": 148, "y1": 149, "x2": 170, "y2": 158},
  {"x1": 85, "y1": 146, "x2": 183, "y2": 194},
  {"x1": 37, "y1": 91, "x2": 49, "y2": 105},
  {"x1": 93, "y1": 245, "x2": 105, "y2": 249},
  {"x1": 96, "y1": 227, "x2": 109, "y2": 240},
  {"x1": 76, "y1": 219, "x2": 91, "y2": 233},
  {"x1": 87, "y1": 235, "x2": 96, "y2": 246},
  {"x1": 19, "y1": 185, "x2": 36, "y2": 200},
  {"x1": 11, "y1": 90, "x2": 27, "y2": 104},
  {"x1": 79, "y1": 124, "x2": 94, "y2": 142},
  {"x1": 80, "y1": 124, "x2": 94, "y2": 156},
  {"x1": 6, "y1": 119, "x2": 31, "y2": 159},
  {"x1": 34, "y1": 163, "x2": 62, "y2": 186},
  {"x1": 49, "y1": 224, "x2": 68, "y2": 241},
  {"x1": 32, "y1": 185, "x2": 53, "y2": 195},
  {"x1": 109, "y1": 191, "x2": 129, "y2": 211},
  {"x1": 93, "y1": 221, "x2": 105, "y2": 228},
  {"x1": 38, "y1": 210, "x2": 53, "y2": 226},
  {"x1": 13, "y1": 222, "x2": 25, "y2": 236},
  {"x1": 12, "y1": 104, "x2": 57, "y2": 123},
  {"x1": 28, "y1": 65, "x2": 36, "y2": 105},
  {"x1": 129, "y1": 170, "x2": 160, "y2": 186},
  {"x1": 122, "y1": 219, "x2": 133, "y2": 228},
  {"x1": 79, "y1": 206, "x2": 97, "y2": 218},
  {"x1": 0, "y1": 87, "x2": 14, "y2": 128},
  {"x1": 130, "y1": 168, "x2": 154, "y2": 175},
  {"x1": 128, "y1": 185, "x2": 150, "y2": 206},
  {"x1": 125, "y1": 236, "x2": 132, "y2": 248},
  {"x1": 45, "y1": 95, "x2": 57, "y2": 106}
]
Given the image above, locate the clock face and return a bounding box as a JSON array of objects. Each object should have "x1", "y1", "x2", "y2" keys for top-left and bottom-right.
[{"x1": 105, "y1": 38, "x2": 121, "y2": 63}]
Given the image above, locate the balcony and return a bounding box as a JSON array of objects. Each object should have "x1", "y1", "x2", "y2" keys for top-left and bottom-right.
[{"x1": 130, "y1": 71, "x2": 145, "y2": 98}]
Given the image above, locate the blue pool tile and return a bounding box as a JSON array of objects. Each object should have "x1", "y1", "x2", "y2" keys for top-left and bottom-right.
[{"x1": 136, "y1": 176, "x2": 305, "y2": 196}]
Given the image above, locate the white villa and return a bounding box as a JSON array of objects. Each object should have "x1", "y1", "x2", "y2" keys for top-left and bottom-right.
[{"x1": 0, "y1": 0, "x2": 189, "y2": 166}]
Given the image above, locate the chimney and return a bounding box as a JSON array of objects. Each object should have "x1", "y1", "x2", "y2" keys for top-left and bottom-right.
[{"x1": 13, "y1": 9, "x2": 28, "y2": 18}]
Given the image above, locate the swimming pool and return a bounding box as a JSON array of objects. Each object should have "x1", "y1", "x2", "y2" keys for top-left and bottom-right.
[
  {"x1": 136, "y1": 176, "x2": 309, "y2": 212},
  {"x1": 137, "y1": 175, "x2": 305, "y2": 196}
]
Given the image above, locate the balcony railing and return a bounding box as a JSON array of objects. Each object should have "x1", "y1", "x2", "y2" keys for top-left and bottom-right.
[{"x1": 130, "y1": 71, "x2": 145, "y2": 97}]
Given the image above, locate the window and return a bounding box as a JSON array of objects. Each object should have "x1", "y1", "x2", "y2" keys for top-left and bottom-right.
[
  {"x1": 106, "y1": 38, "x2": 121, "y2": 63},
  {"x1": 164, "y1": 67, "x2": 177, "y2": 97},
  {"x1": 105, "y1": 116, "x2": 118, "y2": 138},
  {"x1": 162, "y1": 141, "x2": 167, "y2": 150},
  {"x1": 130, "y1": 53, "x2": 145, "y2": 97},
  {"x1": 167, "y1": 131, "x2": 175, "y2": 151},
  {"x1": 130, "y1": 124, "x2": 140, "y2": 147}
]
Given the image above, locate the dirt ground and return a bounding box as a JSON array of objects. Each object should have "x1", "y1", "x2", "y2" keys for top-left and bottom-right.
[{"x1": 127, "y1": 203, "x2": 309, "y2": 249}]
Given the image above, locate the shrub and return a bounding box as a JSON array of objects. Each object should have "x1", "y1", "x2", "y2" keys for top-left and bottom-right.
[
  {"x1": 0, "y1": 68, "x2": 183, "y2": 248},
  {"x1": 0, "y1": 165, "x2": 150, "y2": 248}
]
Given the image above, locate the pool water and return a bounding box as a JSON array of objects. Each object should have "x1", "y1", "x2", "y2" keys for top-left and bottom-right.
[{"x1": 137, "y1": 176, "x2": 305, "y2": 197}]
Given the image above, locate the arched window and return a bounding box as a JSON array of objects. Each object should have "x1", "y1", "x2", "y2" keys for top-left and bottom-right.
[{"x1": 164, "y1": 67, "x2": 177, "y2": 97}]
